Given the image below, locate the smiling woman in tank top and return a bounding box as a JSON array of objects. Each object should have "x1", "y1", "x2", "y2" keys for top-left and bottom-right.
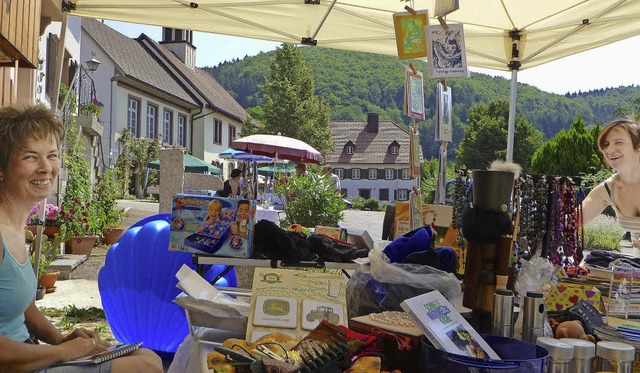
[{"x1": 582, "y1": 118, "x2": 640, "y2": 248}]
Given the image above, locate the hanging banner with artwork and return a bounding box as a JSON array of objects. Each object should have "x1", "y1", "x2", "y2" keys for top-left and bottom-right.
[
  {"x1": 426, "y1": 23, "x2": 468, "y2": 79},
  {"x1": 404, "y1": 69, "x2": 425, "y2": 120},
  {"x1": 434, "y1": 82, "x2": 453, "y2": 142},
  {"x1": 393, "y1": 11, "x2": 429, "y2": 59}
]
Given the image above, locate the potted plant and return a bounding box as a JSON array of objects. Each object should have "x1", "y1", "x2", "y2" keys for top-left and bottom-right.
[
  {"x1": 94, "y1": 169, "x2": 125, "y2": 245},
  {"x1": 26, "y1": 225, "x2": 72, "y2": 294},
  {"x1": 59, "y1": 200, "x2": 99, "y2": 258},
  {"x1": 26, "y1": 203, "x2": 64, "y2": 238},
  {"x1": 79, "y1": 98, "x2": 101, "y2": 117},
  {"x1": 61, "y1": 113, "x2": 98, "y2": 258},
  {"x1": 273, "y1": 171, "x2": 345, "y2": 228}
]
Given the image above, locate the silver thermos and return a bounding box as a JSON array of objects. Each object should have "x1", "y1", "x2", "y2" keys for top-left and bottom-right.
[
  {"x1": 522, "y1": 291, "x2": 546, "y2": 344},
  {"x1": 492, "y1": 289, "x2": 515, "y2": 338}
]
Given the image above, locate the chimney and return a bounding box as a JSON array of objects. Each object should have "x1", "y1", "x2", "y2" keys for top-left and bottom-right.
[
  {"x1": 160, "y1": 27, "x2": 196, "y2": 69},
  {"x1": 366, "y1": 112, "x2": 379, "y2": 133}
]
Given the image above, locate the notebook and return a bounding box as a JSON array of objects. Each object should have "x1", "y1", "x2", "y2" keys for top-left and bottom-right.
[{"x1": 51, "y1": 342, "x2": 142, "y2": 366}]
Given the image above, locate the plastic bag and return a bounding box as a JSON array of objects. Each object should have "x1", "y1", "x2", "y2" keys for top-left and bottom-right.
[{"x1": 346, "y1": 247, "x2": 461, "y2": 317}]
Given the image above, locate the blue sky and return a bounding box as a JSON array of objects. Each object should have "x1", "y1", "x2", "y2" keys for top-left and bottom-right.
[{"x1": 105, "y1": 20, "x2": 640, "y2": 96}]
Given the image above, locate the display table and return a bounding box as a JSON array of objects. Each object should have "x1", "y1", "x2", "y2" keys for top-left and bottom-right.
[
  {"x1": 193, "y1": 255, "x2": 361, "y2": 285},
  {"x1": 255, "y1": 205, "x2": 280, "y2": 224}
]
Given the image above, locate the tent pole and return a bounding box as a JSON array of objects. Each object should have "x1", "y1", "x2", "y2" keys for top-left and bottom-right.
[{"x1": 506, "y1": 69, "x2": 518, "y2": 163}]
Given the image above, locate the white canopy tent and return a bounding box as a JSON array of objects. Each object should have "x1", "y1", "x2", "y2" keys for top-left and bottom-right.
[{"x1": 65, "y1": 0, "x2": 640, "y2": 161}]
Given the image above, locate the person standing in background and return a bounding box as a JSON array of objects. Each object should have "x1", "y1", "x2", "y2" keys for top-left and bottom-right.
[{"x1": 322, "y1": 165, "x2": 341, "y2": 192}]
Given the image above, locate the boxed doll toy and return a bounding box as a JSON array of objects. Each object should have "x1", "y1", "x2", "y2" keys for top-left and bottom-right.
[{"x1": 169, "y1": 194, "x2": 256, "y2": 258}]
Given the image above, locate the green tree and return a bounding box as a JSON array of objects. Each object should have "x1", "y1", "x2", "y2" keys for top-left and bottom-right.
[
  {"x1": 259, "y1": 44, "x2": 334, "y2": 155},
  {"x1": 530, "y1": 116, "x2": 603, "y2": 176},
  {"x1": 613, "y1": 97, "x2": 640, "y2": 121},
  {"x1": 114, "y1": 130, "x2": 161, "y2": 198},
  {"x1": 455, "y1": 99, "x2": 543, "y2": 171}
]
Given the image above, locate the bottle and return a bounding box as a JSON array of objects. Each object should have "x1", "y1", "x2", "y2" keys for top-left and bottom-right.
[
  {"x1": 560, "y1": 338, "x2": 595, "y2": 373},
  {"x1": 492, "y1": 289, "x2": 515, "y2": 338},
  {"x1": 522, "y1": 291, "x2": 546, "y2": 344},
  {"x1": 596, "y1": 341, "x2": 634, "y2": 373},
  {"x1": 536, "y1": 337, "x2": 574, "y2": 373}
]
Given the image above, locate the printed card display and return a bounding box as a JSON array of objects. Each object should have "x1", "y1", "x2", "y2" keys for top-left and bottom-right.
[
  {"x1": 169, "y1": 194, "x2": 255, "y2": 258},
  {"x1": 435, "y1": 82, "x2": 453, "y2": 142},
  {"x1": 426, "y1": 23, "x2": 468, "y2": 79},
  {"x1": 401, "y1": 290, "x2": 501, "y2": 360},
  {"x1": 246, "y1": 268, "x2": 348, "y2": 343},
  {"x1": 393, "y1": 11, "x2": 428, "y2": 59}
]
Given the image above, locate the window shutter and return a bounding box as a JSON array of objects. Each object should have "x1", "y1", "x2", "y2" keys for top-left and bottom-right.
[
  {"x1": 46, "y1": 33, "x2": 59, "y2": 99},
  {"x1": 394, "y1": 189, "x2": 397, "y2": 200},
  {"x1": 377, "y1": 168, "x2": 385, "y2": 179},
  {"x1": 345, "y1": 169, "x2": 352, "y2": 179}
]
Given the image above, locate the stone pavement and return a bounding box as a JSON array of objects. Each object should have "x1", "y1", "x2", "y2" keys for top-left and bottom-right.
[{"x1": 36, "y1": 202, "x2": 385, "y2": 310}]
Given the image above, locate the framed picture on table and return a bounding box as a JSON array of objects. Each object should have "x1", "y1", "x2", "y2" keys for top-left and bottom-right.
[{"x1": 393, "y1": 11, "x2": 429, "y2": 59}]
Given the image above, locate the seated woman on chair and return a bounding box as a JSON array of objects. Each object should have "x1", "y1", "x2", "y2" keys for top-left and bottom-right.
[{"x1": 0, "y1": 104, "x2": 162, "y2": 373}]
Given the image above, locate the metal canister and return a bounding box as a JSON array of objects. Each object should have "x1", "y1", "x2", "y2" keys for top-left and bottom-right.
[
  {"x1": 596, "y1": 341, "x2": 634, "y2": 373},
  {"x1": 522, "y1": 291, "x2": 546, "y2": 344},
  {"x1": 536, "y1": 337, "x2": 574, "y2": 373},
  {"x1": 492, "y1": 289, "x2": 515, "y2": 338},
  {"x1": 560, "y1": 338, "x2": 595, "y2": 373}
]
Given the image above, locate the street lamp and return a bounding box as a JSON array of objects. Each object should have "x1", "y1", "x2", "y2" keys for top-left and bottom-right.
[
  {"x1": 84, "y1": 58, "x2": 101, "y2": 73},
  {"x1": 79, "y1": 58, "x2": 101, "y2": 107}
]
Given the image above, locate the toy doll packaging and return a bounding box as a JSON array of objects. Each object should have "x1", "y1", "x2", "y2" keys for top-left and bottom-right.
[{"x1": 169, "y1": 194, "x2": 256, "y2": 258}]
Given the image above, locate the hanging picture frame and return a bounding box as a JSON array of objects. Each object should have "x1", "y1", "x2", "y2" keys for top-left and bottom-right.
[
  {"x1": 405, "y1": 69, "x2": 425, "y2": 120},
  {"x1": 426, "y1": 23, "x2": 468, "y2": 79},
  {"x1": 393, "y1": 11, "x2": 429, "y2": 59},
  {"x1": 435, "y1": 82, "x2": 453, "y2": 142}
]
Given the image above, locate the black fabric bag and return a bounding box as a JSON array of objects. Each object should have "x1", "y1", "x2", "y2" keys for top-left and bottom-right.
[
  {"x1": 253, "y1": 220, "x2": 311, "y2": 262},
  {"x1": 307, "y1": 234, "x2": 369, "y2": 263}
]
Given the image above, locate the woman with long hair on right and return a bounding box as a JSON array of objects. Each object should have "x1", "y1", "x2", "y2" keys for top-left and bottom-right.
[{"x1": 582, "y1": 118, "x2": 640, "y2": 248}]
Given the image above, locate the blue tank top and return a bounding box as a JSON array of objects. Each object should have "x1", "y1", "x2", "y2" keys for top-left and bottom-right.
[{"x1": 0, "y1": 238, "x2": 37, "y2": 342}]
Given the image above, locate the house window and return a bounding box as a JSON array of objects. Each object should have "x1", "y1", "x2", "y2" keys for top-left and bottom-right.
[
  {"x1": 127, "y1": 97, "x2": 140, "y2": 137},
  {"x1": 345, "y1": 145, "x2": 354, "y2": 155},
  {"x1": 146, "y1": 104, "x2": 157, "y2": 139},
  {"x1": 213, "y1": 119, "x2": 222, "y2": 144},
  {"x1": 359, "y1": 189, "x2": 371, "y2": 199},
  {"x1": 379, "y1": 189, "x2": 389, "y2": 201},
  {"x1": 390, "y1": 145, "x2": 399, "y2": 155},
  {"x1": 385, "y1": 169, "x2": 394, "y2": 180},
  {"x1": 352, "y1": 168, "x2": 360, "y2": 180},
  {"x1": 398, "y1": 189, "x2": 409, "y2": 201},
  {"x1": 228, "y1": 125, "x2": 236, "y2": 146},
  {"x1": 178, "y1": 114, "x2": 186, "y2": 147},
  {"x1": 335, "y1": 168, "x2": 344, "y2": 179},
  {"x1": 401, "y1": 168, "x2": 410, "y2": 180},
  {"x1": 368, "y1": 168, "x2": 377, "y2": 180},
  {"x1": 163, "y1": 110, "x2": 173, "y2": 144}
]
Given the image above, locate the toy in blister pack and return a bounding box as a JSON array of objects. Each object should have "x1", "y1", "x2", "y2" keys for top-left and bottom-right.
[{"x1": 169, "y1": 194, "x2": 255, "y2": 258}]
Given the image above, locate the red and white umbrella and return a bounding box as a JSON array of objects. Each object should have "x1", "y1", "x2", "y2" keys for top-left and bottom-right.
[{"x1": 231, "y1": 134, "x2": 323, "y2": 164}]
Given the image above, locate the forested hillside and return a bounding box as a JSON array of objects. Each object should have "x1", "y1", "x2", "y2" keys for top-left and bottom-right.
[{"x1": 204, "y1": 47, "x2": 640, "y2": 160}]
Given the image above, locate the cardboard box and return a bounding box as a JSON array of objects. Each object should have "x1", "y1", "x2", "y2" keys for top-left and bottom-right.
[
  {"x1": 546, "y1": 282, "x2": 601, "y2": 312},
  {"x1": 169, "y1": 194, "x2": 255, "y2": 258}
]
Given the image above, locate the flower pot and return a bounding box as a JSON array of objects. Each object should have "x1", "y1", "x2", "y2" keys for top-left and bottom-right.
[
  {"x1": 35, "y1": 285, "x2": 46, "y2": 300},
  {"x1": 103, "y1": 227, "x2": 125, "y2": 245},
  {"x1": 65, "y1": 235, "x2": 98, "y2": 258},
  {"x1": 27, "y1": 225, "x2": 61, "y2": 239},
  {"x1": 38, "y1": 270, "x2": 60, "y2": 289}
]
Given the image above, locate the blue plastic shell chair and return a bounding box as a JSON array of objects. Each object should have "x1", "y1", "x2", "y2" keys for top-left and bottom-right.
[{"x1": 98, "y1": 213, "x2": 236, "y2": 358}]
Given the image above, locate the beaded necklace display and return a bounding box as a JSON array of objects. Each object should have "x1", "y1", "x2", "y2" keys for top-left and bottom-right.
[{"x1": 546, "y1": 177, "x2": 584, "y2": 268}]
